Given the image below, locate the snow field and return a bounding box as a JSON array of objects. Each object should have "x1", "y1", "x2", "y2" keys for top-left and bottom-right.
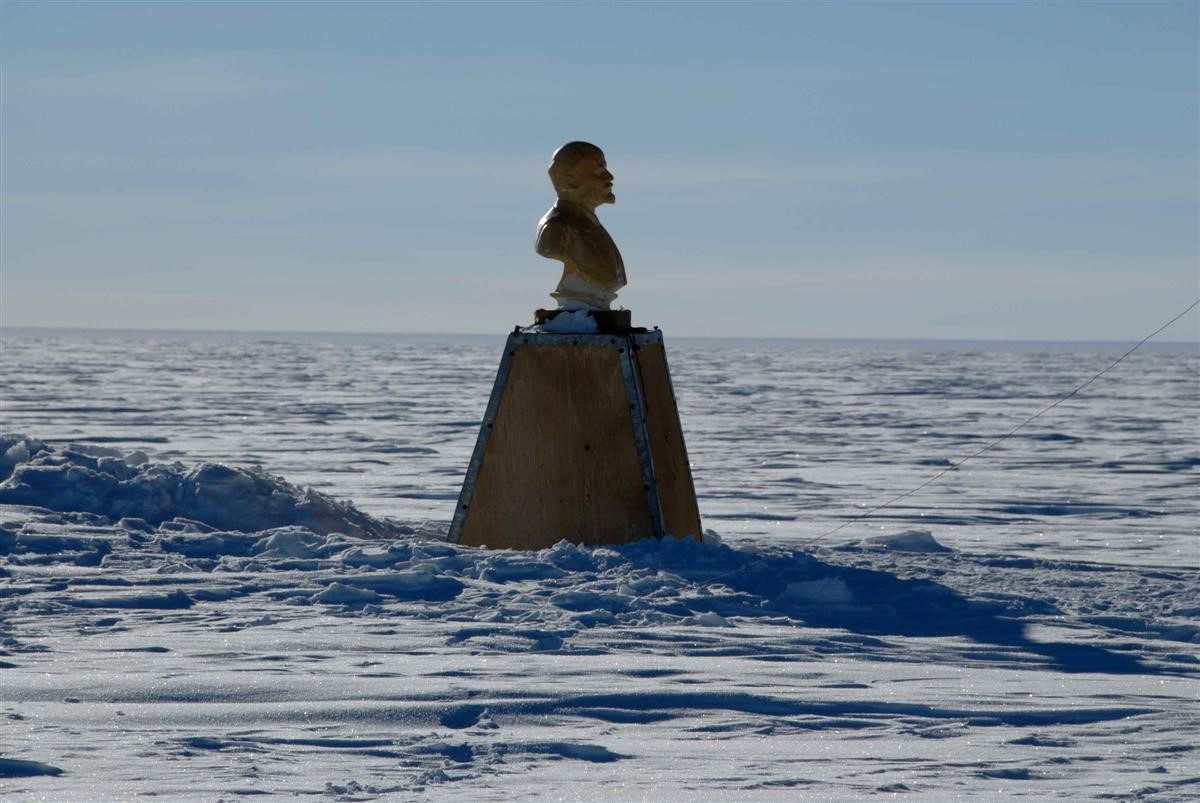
[{"x1": 1, "y1": 332, "x2": 1197, "y2": 799}]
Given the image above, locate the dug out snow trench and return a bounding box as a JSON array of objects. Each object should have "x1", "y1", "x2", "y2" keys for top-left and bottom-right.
[{"x1": 1, "y1": 438, "x2": 1198, "y2": 800}]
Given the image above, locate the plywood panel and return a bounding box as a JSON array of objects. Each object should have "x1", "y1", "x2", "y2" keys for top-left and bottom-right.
[
  {"x1": 457, "y1": 343, "x2": 654, "y2": 550},
  {"x1": 635, "y1": 343, "x2": 703, "y2": 540}
]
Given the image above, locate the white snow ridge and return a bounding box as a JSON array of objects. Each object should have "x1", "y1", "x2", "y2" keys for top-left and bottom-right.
[{"x1": 0, "y1": 435, "x2": 405, "y2": 539}]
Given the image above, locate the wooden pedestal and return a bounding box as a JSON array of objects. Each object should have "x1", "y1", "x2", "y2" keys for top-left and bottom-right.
[{"x1": 448, "y1": 329, "x2": 702, "y2": 550}]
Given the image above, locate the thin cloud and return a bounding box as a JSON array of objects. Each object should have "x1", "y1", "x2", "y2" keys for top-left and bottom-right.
[
  {"x1": 619, "y1": 158, "x2": 920, "y2": 190},
  {"x1": 273, "y1": 150, "x2": 543, "y2": 186},
  {"x1": 634, "y1": 259, "x2": 1190, "y2": 294},
  {"x1": 14, "y1": 55, "x2": 298, "y2": 105}
]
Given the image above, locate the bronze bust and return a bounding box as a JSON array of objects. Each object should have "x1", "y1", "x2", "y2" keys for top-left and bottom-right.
[{"x1": 535, "y1": 141, "x2": 627, "y2": 310}]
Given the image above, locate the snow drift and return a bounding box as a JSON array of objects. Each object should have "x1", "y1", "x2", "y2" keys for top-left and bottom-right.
[{"x1": 0, "y1": 435, "x2": 404, "y2": 539}]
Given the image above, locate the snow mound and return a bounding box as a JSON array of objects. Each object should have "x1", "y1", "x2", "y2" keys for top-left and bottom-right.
[
  {"x1": 864, "y1": 530, "x2": 953, "y2": 553},
  {"x1": 0, "y1": 757, "x2": 64, "y2": 778},
  {"x1": 327, "y1": 570, "x2": 465, "y2": 601},
  {"x1": 312, "y1": 582, "x2": 384, "y2": 606},
  {"x1": 532, "y1": 309, "x2": 600, "y2": 334},
  {"x1": 0, "y1": 435, "x2": 406, "y2": 538}
]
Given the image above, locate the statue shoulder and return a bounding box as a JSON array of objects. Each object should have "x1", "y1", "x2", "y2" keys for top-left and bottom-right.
[
  {"x1": 536, "y1": 203, "x2": 574, "y2": 257},
  {"x1": 544, "y1": 201, "x2": 595, "y2": 226},
  {"x1": 539, "y1": 202, "x2": 589, "y2": 228}
]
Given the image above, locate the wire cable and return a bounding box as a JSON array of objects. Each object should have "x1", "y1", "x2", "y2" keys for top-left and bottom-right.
[{"x1": 800, "y1": 297, "x2": 1200, "y2": 548}]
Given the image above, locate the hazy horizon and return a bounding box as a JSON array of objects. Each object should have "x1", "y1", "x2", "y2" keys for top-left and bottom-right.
[{"x1": 4, "y1": 322, "x2": 1195, "y2": 354}]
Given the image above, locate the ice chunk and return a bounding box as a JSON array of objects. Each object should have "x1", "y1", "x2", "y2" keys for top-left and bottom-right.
[
  {"x1": 0, "y1": 436, "x2": 49, "y2": 482},
  {"x1": 254, "y1": 527, "x2": 329, "y2": 558}
]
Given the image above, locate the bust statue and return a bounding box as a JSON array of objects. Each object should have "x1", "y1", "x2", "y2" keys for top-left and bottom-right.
[{"x1": 535, "y1": 141, "x2": 627, "y2": 310}]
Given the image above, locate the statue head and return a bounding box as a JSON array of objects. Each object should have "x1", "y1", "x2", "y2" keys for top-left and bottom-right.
[{"x1": 548, "y1": 141, "x2": 615, "y2": 209}]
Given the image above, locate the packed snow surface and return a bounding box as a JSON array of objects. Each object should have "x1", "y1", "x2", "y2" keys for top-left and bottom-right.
[{"x1": 0, "y1": 330, "x2": 1197, "y2": 801}]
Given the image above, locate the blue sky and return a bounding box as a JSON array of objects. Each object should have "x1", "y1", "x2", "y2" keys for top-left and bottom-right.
[{"x1": 2, "y1": 1, "x2": 1197, "y2": 339}]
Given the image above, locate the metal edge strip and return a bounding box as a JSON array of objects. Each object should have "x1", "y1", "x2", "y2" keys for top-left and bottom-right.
[
  {"x1": 447, "y1": 332, "x2": 520, "y2": 543},
  {"x1": 631, "y1": 329, "x2": 665, "y2": 347},
  {"x1": 510, "y1": 332, "x2": 632, "y2": 348},
  {"x1": 650, "y1": 330, "x2": 703, "y2": 536},
  {"x1": 619, "y1": 335, "x2": 667, "y2": 540}
]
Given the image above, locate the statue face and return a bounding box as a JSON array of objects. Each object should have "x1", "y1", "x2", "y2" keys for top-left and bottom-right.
[{"x1": 565, "y1": 152, "x2": 615, "y2": 208}]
